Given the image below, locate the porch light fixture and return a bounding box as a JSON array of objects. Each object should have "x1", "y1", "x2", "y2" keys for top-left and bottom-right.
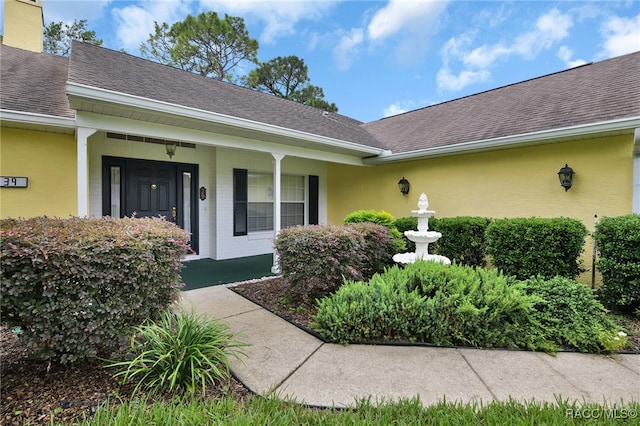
[
  {"x1": 165, "y1": 141, "x2": 177, "y2": 159},
  {"x1": 558, "y1": 163, "x2": 574, "y2": 191},
  {"x1": 398, "y1": 177, "x2": 410, "y2": 195}
]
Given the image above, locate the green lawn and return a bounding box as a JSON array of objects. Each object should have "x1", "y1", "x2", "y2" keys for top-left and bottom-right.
[{"x1": 86, "y1": 395, "x2": 640, "y2": 425}]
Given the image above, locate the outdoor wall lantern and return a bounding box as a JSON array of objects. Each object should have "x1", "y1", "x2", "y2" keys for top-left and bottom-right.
[
  {"x1": 558, "y1": 164, "x2": 574, "y2": 191},
  {"x1": 398, "y1": 177, "x2": 410, "y2": 195},
  {"x1": 165, "y1": 140, "x2": 177, "y2": 159}
]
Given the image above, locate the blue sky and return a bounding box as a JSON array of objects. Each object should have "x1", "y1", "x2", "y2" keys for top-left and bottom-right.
[{"x1": 3, "y1": 0, "x2": 639, "y2": 122}]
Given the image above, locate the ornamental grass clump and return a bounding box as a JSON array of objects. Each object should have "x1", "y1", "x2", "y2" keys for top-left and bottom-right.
[{"x1": 107, "y1": 308, "x2": 247, "y2": 396}]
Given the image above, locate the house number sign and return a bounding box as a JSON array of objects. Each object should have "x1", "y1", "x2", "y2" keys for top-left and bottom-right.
[{"x1": 0, "y1": 176, "x2": 28, "y2": 188}]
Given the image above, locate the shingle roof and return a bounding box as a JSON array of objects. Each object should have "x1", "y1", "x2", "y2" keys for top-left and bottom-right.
[
  {"x1": 362, "y1": 51, "x2": 640, "y2": 154},
  {"x1": 0, "y1": 43, "x2": 74, "y2": 118},
  {"x1": 3, "y1": 41, "x2": 638, "y2": 157},
  {"x1": 67, "y1": 41, "x2": 384, "y2": 149}
]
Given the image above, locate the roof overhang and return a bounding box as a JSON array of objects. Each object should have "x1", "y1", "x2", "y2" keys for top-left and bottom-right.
[
  {"x1": 0, "y1": 109, "x2": 76, "y2": 134},
  {"x1": 66, "y1": 82, "x2": 385, "y2": 160},
  {"x1": 365, "y1": 116, "x2": 640, "y2": 165}
]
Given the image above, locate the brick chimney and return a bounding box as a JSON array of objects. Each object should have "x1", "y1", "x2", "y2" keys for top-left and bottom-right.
[{"x1": 2, "y1": 0, "x2": 44, "y2": 52}]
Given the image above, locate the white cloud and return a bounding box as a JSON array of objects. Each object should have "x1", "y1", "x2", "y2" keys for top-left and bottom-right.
[
  {"x1": 599, "y1": 14, "x2": 640, "y2": 58},
  {"x1": 333, "y1": 28, "x2": 364, "y2": 71},
  {"x1": 436, "y1": 67, "x2": 490, "y2": 92},
  {"x1": 512, "y1": 8, "x2": 573, "y2": 58},
  {"x1": 436, "y1": 8, "x2": 574, "y2": 92},
  {"x1": 367, "y1": 0, "x2": 447, "y2": 41},
  {"x1": 557, "y1": 46, "x2": 587, "y2": 68},
  {"x1": 366, "y1": 0, "x2": 448, "y2": 64},
  {"x1": 112, "y1": 1, "x2": 191, "y2": 52},
  {"x1": 463, "y1": 44, "x2": 510, "y2": 69},
  {"x1": 382, "y1": 98, "x2": 431, "y2": 117},
  {"x1": 199, "y1": 0, "x2": 339, "y2": 44},
  {"x1": 382, "y1": 103, "x2": 408, "y2": 118}
]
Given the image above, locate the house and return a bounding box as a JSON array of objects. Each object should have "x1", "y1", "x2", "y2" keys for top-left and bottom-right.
[{"x1": 2, "y1": 0, "x2": 639, "y2": 283}]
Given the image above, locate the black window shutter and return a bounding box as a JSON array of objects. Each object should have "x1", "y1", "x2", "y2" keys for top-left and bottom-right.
[
  {"x1": 309, "y1": 175, "x2": 319, "y2": 225},
  {"x1": 233, "y1": 169, "x2": 248, "y2": 236}
]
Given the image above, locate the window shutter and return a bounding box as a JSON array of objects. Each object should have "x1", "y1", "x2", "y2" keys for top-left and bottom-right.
[
  {"x1": 309, "y1": 175, "x2": 319, "y2": 225},
  {"x1": 233, "y1": 169, "x2": 248, "y2": 236}
]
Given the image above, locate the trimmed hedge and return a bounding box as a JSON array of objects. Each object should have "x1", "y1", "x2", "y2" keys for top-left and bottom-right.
[
  {"x1": 595, "y1": 214, "x2": 640, "y2": 315},
  {"x1": 1, "y1": 216, "x2": 191, "y2": 364},
  {"x1": 486, "y1": 217, "x2": 587, "y2": 280},
  {"x1": 394, "y1": 216, "x2": 491, "y2": 267},
  {"x1": 274, "y1": 223, "x2": 396, "y2": 301}
]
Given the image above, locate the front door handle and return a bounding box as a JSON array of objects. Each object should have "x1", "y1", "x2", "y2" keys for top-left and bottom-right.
[{"x1": 171, "y1": 206, "x2": 177, "y2": 221}]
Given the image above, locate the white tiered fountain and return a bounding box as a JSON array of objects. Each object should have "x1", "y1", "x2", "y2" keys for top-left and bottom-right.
[{"x1": 393, "y1": 193, "x2": 451, "y2": 265}]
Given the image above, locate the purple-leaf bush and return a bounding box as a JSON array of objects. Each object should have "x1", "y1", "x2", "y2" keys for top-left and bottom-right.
[
  {"x1": 274, "y1": 223, "x2": 395, "y2": 301},
  {"x1": 1, "y1": 216, "x2": 191, "y2": 364}
]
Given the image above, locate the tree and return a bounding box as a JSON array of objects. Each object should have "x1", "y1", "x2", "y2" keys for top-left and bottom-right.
[
  {"x1": 140, "y1": 12, "x2": 259, "y2": 82},
  {"x1": 247, "y1": 56, "x2": 338, "y2": 112},
  {"x1": 43, "y1": 19, "x2": 102, "y2": 57}
]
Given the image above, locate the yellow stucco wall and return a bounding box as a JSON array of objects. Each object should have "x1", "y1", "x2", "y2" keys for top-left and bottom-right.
[
  {"x1": 2, "y1": 0, "x2": 44, "y2": 53},
  {"x1": 328, "y1": 134, "x2": 634, "y2": 284},
  {"x1": 0, "y1": 128, "x2": 77, "y2": 218}
]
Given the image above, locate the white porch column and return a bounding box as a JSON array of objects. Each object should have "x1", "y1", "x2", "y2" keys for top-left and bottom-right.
[
  {"x1": 633, "y1": 128, "x2": 640, "y2": 214},
  {"x1": 77, "y1": 127, "x2": 97, "y2": 217},
  {"x1": 271, "y1": 153, "x2": 285, "y2": 273}
]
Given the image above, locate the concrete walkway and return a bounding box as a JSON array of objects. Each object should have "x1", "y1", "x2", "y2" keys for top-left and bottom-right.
[{"x1": 182, "y1": 285, "x2": 640, "y2": 408}]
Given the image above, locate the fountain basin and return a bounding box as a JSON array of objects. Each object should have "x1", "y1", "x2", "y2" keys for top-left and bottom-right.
[
  {"x1": 404, "y1": 230, "x2": 441, "y2": 243},
  {"x1": 393, "y1": 253, "x2": 451, "y2": 265}
]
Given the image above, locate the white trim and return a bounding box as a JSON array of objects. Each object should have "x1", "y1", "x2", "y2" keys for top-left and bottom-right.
[
  {"x1": 76, "y1": 111, "x2": 369, "y2": 166},
  {"x1": 0, "y1": 109, "x2": 76, "y2": 129},
  {"x1": 365, "y1": 117, "x2": 640, "y2": 164},
  {"x1": 632, "y1": 128, "x2": 640, "y2": 214},
  {"x1": 77, "y1": 127, "x2": 96, "y2": 217},
  {"x1": 66, "y1": 82, "x2": 384, "y2": 157},
  {"x1": 271, "y1": 153, "x2": 285, "y2": 273}
]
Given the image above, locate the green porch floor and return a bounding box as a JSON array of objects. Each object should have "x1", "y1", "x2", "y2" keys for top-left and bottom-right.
[{"x1": 180, "y1": 254, "x2": 276, "y2": 291}]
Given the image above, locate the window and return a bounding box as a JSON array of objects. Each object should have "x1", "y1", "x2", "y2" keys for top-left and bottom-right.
[
  {"x1": 281, "y1": 175, "x2": 305, "y2": 228},
  {"x1": 234, "y1": 170, "x2": 314, "y2": 235},
  {"x1": 109, "y1": 166, "x2": 121, "y2": 217},
  {"x1": 248, "y1": 172, "x2": 274, "y2": 232}
]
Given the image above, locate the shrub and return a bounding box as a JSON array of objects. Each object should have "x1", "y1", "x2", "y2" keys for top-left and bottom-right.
[
  {"x1": 274, "y1": 223, "x2": 395, "y2": 301},
  {"x1": 349, "y1": 222, "x2": 397, "y2": 278},
  {"x1": 394, "y1": 217, "x2": 491, "y2": 267},
  {"x1": 344, "y1": 209, "x2": 406, "y2": 253},
  {"x1": 396, "y1": 261, "x2": 545, "y2": 350},
  {"x1": 107, "y1": 308, "x2": 246, "y2": 396},
  {"x1": 429, "y1": 217, "x2": 491, "y2": 267},
  {"x1": 522, "y1": 276, "x2": 627, "y2": 353},
  {"x1": 0, "y1": 216, "x2": 190, "y2": 364},
  {"x1": 486, "y1": 217, "x2": 588, "y2": 280},
  {"x1": 595, "y1": 214, "x2": 640, "y2": 315},
  {"x1": 313, "y1": 261, "x2": 549, "y2": 351},
  {"x1": 394, "y1": 216, "x2": 418, "y2": 252},
  {"x1": 311, "y1": 271, "x2": 428, "y2": 343}
]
